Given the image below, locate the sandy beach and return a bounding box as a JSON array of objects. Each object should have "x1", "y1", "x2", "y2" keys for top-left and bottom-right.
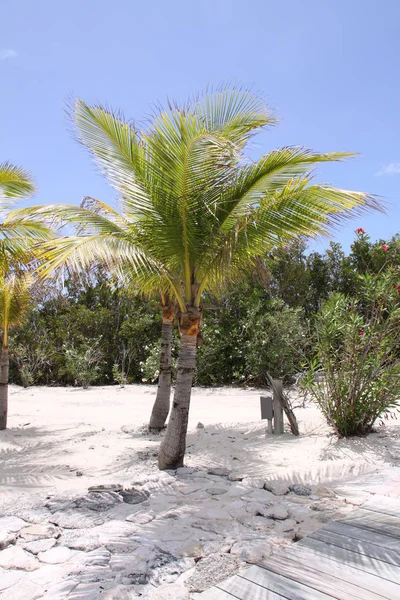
[{"x1": 0, "y1": 384, "x2": 399, "y2": 598}]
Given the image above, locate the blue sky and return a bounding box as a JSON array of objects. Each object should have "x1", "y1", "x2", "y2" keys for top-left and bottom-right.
[{"x1": 1, "y1": 0, "x2": 399, "y2": 252}]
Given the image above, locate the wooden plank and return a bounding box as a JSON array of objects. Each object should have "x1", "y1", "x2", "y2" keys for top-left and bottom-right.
[
  {"x1": 301, "y1": 536, "x2": 400, "y2": 581},
  {"x1": 217, "y1": 574, "x2": 286, "y2": 599},
  {"x1": 256, "y1": 554, "x2": 382, "y2": 599},
  {"x1": 197, "y1": 586, "x2": 238, "y2": 599},
  {"x1": 362, "y1": 495, "x2": 400, "y2": 519},
  {"x1": 321, "y1": 522, "x2": 400, "y2": 551},
  {"x1": 339, "y1": 510, "x2": 400, "y2": 540},
  {"x1": 272, "y1": 545, "x2": 400, "y2": 599},
  {"x1": 310, "y1": 527, "x2": 400, "y2": 566},
  {"x1": 239, "y1": 566, "x2": 336, "y2": 600}
]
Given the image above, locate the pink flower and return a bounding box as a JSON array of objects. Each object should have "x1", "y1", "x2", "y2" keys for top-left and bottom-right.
[
  {"x1": 358, "y1": 329, "x2": 364, "y2": 336},
  {"x1": 382, "y1": 244, "x2": 388, "y2": 252},
  {"x1": 355, "y1": 227, "x2": 366, "y2": 234}
]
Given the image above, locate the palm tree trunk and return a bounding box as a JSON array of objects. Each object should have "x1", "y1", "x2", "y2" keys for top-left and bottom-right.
[
  {"x1": 158, "y1": 309, "x2": 200, "y2": 470},
  {"x1": 0, "y1": 347, "x2": 9, "y2": 430},
  {"x1": 149, "y1": 309, "x2": 174, "y2": 430}
]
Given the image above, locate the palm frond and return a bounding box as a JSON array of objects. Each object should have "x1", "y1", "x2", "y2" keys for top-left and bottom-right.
[{"x1": 0, "y1": 162, "x2": 36, "y2": 207}]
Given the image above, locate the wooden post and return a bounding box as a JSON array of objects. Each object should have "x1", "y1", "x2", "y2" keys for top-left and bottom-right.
[
  {"x1": 272, "y1": 379, "x2": 284, "y2": 434},
  {"x1": 260, "y1": 395, "x2": 273, "y2": 436}
]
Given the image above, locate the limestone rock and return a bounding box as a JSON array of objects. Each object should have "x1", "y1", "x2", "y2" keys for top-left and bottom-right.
[
  {"x1": 0, "y1": 577, "x2": 42, "y2": 599},
  {"x1": 19, "y1": 523, "x2": 60, "y2": 542},
  {"x1": 196, "y1": 422, "x2": 205, "y2": 429},
  {"x1": 264, "y1": 481, "x2": 290, "y2": 496},
  {"x1": 231, "y1": 539, "x2": 273, "y2": 563},
  {"x1": 126, "y1": 511, "x2": 155, "y2": 525},
  {"x1": 205, "y1": 487, "x2": 227, "y2": 496},
  {"x1": 59, "y1": 529, "x2": 101, "y2": 551},
  {"x1": 0, "y1": 516, "x2": 27, "y2": 534},
  {"x1": 274, "y1": 518, "x2": 297, "y2": 534},
  {"x1": 241, "y1": 477, "x2": 266, "y2": 489},
  {"x1": 120, "y1": 489, "x2": 150, "y2": 505},
  {"x1": 22, "y1": 538, "x2": 57, "y2": 555},
  {"x1": 207, "y1": 467, "x2": 230, "y2": 477},
  {"x1": 0, "y1": 569, "x2": 24, "y2": 591},
  {"x1": 74, "y1": 491, "x2": 122, "y2": 512},
  {"x1": 289, "y1": 484, "x2": 311, "y2": 496},
  {"x1": 88, "y1": 483, "x2": 123, "y2": 493},
  {"x1": 38, "y1": 546, "x2": 76, "y2": 564},
  {"x1": 186, "y1": 552, "x2": 243, "y2": 592},
  {"x1": 148, "y1": 582, "x2": 189, "y2": 599},
  {"x1": 0, "y1": 531, "x2": 17, "y2": 550},
  {"x1": 18, "y1": 508, "x2": 52, "y2": 524},
  {"x1": 228, "y1": 472, "x2": 244, "y2": 481},
  {"x1": 257, "y1": 505, "x2": 289, "y2": 520},
  {"x1": 49, "y1": 509, "x2": 104, "y2": 529},
  {"x1": 0, "y1": 545, "x2": 40, "y2": 570},
  {"x1": 314, "y1": 485, "x2": 336, "y2": 498}
]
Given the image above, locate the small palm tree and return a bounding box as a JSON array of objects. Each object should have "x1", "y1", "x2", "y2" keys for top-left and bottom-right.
[
  {"x1": 0, "y1": 274, "x2": 33, "y2": 429},
  {"x1": 12, "y1": 89, "x2": 382, "y2": 467},
  {"x1": 0, "y1": 162, "x2": 54, "y2": 429}
]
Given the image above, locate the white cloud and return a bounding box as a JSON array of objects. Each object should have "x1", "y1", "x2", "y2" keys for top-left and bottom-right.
[
  {"x1": 376, "y1": 162, "x2": 400, "y2": 176},
  {"x1": 0, "y1": 49, "x2": 17, "y2": 60}
]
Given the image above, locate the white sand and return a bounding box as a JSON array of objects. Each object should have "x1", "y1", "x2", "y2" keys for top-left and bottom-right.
[
  {"x1": 0, "y1": 384, "x2": 399, "y2": 599},
  {"x1": 1, "y1": 384, "x2": 398, "y2": 498}
]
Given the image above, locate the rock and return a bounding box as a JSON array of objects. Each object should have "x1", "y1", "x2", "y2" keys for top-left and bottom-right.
[
  {"x1": 192, "y1": 519, "x2": 239, "y2": 536},
  {"x1": 80, "y1": 547, "x2": 111, "y2": 567},
  {"x1": 179, "y1": 483, "x2": 207, "y2": 496},
  {"x1": 274, "y1": 518, "x2": 297, "y2": 533},
  {"x1": 120, "y1": 489, "x2": 150, "y2": 505},
  {"x1": 0, "y1": 529, "x2": 17, "y2": 550},
  {"x1": 0, "y1": 577, "x2": 42, "y2": 599},
  {"x1": 74, "y1": 491, "x2": 122, "y2": 512},
  {"x1": 186, "y1": 552, "x2": 243, "y2": 592},
  {"x1": 241, "y1": 478, "x2": 266, "y2": 489},
  {"x1": 207, "y1": 467, "x2": 230, "y2": 477},
  {"x1": 205, "y1": 487, "x2": 227, "y2": 496},
  {"x1": 38, "y1": 546, "x2": 76, "y2": 564},
  {"x1": 196, "y1": 422, "x2": 205, "y2": 429},
  {"x1": 22, "y1": 538, "x2": 57, "y2": 555},
  {"x1": 49, "y1": 509, "x2": 104, "y2": 529},
  {"x1": 0, "y1": 569, "x2": 24, "y2": 591},
  {"x1": 76, "y1": 470, "x2": 83, "y2": 477},
  {"x1": 40, "y1": 578, "x2": 80, "y2": 599},
  {"x1": 18, "y1": 508, "x2": 52, "y2": 524},
  {"x1": 177, "y1": 540, "x2": 204, "y2": 558},
  {"x1": 148, "y1": 582, "x2": 189, "y2": 599},
  {"x1": 228, "y1": 472, "x2": 244, "y2": 481},
  {"x1": 294, "y1": 518, "x2": 322, "y2": 540},
  {"x1": 88, "y1": 483, "x2": 123, "y2": 493},
  {"x1": 264, "y1": 481, "x2": 290, "y2": 496},
  {"x1": 176, "y1": 467, "x2": 196, "y2": 476},
  {"x1": 289, "y1": 484, "x2": 312, "y2": 496},
  {"x1": 231, "y1": 539, "x2": 273, "y2": 563},
  {"x1": 0, "y1": 516, "x2": 27, "y2": 534},
  {"x1": 314, "y1": 486, "x2": 336, "y2": 498},
  {"x1": 59, "y1": 529, "x2": 101, "y2": 551},
  {"x1": 0, "y1": 546, "x2": 40, "y2": 570},
  {"x1": 256, "y1": 505, "x2": 289, "y2": 520},
  {"x1": 29, "y1": 564, "x2": 66, "y2": 586},
  {"x1": 19, "y1": 523, "x2": 60, "y2": 542},
  {"x1": 126, "y1": 511, "x2": 155, "y2": 525}
]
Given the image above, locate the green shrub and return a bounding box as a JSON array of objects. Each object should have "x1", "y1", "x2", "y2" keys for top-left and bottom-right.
[
  {"x1": 63, "y1": 341, "x2": 104, "y2": 388},
  {"x1": 301, "y1": 270, "x2": 400, "y2": 436}
]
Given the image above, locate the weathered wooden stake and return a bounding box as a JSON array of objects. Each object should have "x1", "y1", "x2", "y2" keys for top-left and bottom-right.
[{"x1": 272, "y1": 379, "x2": 284, "y2": 434}]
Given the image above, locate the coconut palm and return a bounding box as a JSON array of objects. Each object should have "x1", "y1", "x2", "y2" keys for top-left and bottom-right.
[
  {"x1": 0, "y1": 273, "x2": 34, "y2": 429},
  {"x1": 11, "y1": 89, "x2": 381, "y2": 468}
]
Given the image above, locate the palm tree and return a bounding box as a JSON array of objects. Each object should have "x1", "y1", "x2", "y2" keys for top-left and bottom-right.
[
  {"x1": 12, "y1": 89, "x2": 381, "y2": 467},
  {"x1": 0, "y1": 162, "x2": 54, "y2": 429},
  {"x1": 0, "y1": 273, "x2": 34, "y2": 428}
]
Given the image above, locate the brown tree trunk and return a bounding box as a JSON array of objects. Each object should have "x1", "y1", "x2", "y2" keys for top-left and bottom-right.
[
  {"x1": 0, "y1": 347, "x2": 9, "y2": 430},
  {"x1": 149, "y1": 307, "x2": 174, "y2": 431},
  {"x1": 158, "y1": 309, "x2": 200, "y2": 470}
]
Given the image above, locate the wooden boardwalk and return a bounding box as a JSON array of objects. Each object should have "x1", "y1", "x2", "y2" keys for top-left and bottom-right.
[{"x1": 199, "y1": 495, "x2": 400, "y2": 599}]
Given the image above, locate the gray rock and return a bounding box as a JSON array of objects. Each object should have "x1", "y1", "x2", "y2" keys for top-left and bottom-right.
[
  {"x1": 186, "y1": 552, "x2": 243, "y2": 592},
  {"x1": 0, "y1": 569, "x2": 24, "y2": 591},
  {"x1": 38, "y1": 546, "x2": 76, "y2": 564},
  {"x1": 289, "y1": 484, "x2": 312, "y2": 496},
  {"x1": 0, "y1": 530, "x2": 17, "y2": 550},
  {"x1": 207, "y1": 467, "x2": 230, "y2": 477},
  {"x1": 264, "y1": 481, "x2": 290, "y2": 496},
  {"x1": 80, "y1": 547, "x2": 111, "y2": 567},
  {"x1": 231, "y1": 539, "x2": 273, "y2": 563},
  {"x1": 59, "y1": 529, "x2": 101, "y2": 551},
  {"x1": 120, "y1": 489, "x2": 150, "y2": 505},
  {"x1": 241, "y1": 478, "x2": 266, "y2": 489},
  {"x1": 74, "y1": 491, "x2": 122, "y2": 512},
  {"x1": 314, "y1": 485, "x2": 336, "y2": 498},
  {"x1": 228, "y1": 472, "x2": 244, "y2": 481},
  {"x1": 19, "y1": 523, "x2": 60, "y2": 542},
  {"x1": 196, "y1": 422, "x2": 205, "y2": 429},
  {"x1": 22, "y1": 538, "x2": 57, "y2": 555},
  {"x1": 126, "y1": 511, "x2": 155, "y2": 525},
  {"x1": 0, "y1": 516, "x2": 27, "y2": 534},
  {"x1": 205, "y1": 487, "x2": 227, "y2": 496},
  {"x1": 256, "y1": 505, "x2": 289, "y2": 520},
  {"x1": 49, "y1": 509, "x2": 104, "y2": 529},
  {"x1": 0, "y1": 546, "x2": 40, "y2": 571},
  {"x1": 18, "y1": 508, "x2": 52, "y2": 524},
  {"x1": 88, "y1": 483, "x2": 123, "y2": 493},
  {"x1": 176, "y1": 467, "x2": 196, "y2": 476}
]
